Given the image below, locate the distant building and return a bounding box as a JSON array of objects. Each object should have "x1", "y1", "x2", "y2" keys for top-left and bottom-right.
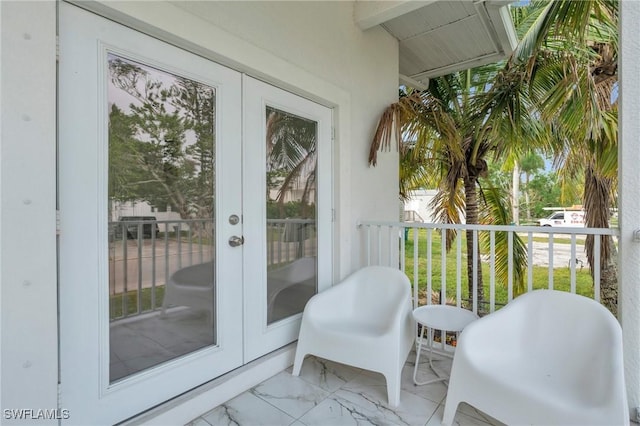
[{"x1": 403, "y1": 189, "x2": 438, "y2": 223}]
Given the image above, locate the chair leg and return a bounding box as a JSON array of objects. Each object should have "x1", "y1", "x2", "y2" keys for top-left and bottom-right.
[
  {"x1": 292, "y1": 348, "x2": 306, "y2": 376},
  {"x1": 385, "y1": 370, "x2": 401, "y2": 407},
  {"x1": 442, "y1": 396, "x2": 459, "y2": 426}
]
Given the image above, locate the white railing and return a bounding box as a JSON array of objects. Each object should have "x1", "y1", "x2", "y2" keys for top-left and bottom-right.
[
  {"x1": 108, "y1": 218, "x2": 214, "y2": 320},
  {"x1": 358, "y1": 220, "x2": 619, "y2": 316},
  {"x1": 108, "y1": 218, "x2": 315, "y2": 320},
  {"x1": 266, "y1": 219, "x2": 316, "y2": 266}
]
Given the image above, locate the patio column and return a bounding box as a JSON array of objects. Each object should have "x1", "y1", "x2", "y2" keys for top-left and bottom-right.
[
  {"x1": 619, "y1": 1, "x2": 640, "y2": 420},
  {"x1": 0, "y1": 1, "x2": 58, "y2": 423}
]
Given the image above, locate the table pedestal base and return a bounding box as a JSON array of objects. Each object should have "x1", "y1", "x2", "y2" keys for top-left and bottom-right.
[{"x1": 412, "y1": 325, "x2": 449, "y2": 385}]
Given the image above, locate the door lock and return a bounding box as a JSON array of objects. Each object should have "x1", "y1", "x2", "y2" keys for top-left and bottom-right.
[
  {"x1": 228, "y1": 235, "x2": 245, "y2": 247},
  {"x1": 228, "y1": 214, "x2": 240, "y2": 225}
]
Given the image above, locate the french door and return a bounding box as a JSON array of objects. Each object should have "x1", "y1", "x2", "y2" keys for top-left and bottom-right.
[
  {"x1": 59, "y1": 4, "x2": 331, "y2": 424},
  {"x1": 243, "y1": 76, "x2": 332, "y2": 361}
]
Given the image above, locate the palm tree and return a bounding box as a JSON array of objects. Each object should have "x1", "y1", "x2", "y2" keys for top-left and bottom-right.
[
  {"x1": 371, "y1": 0, "x2": 619, "y2": 313},
  {"x1": 370, "y1": 64, "x2": 541, "y2": 310},
  {"x1": 487, "y1": 0, "x2": 619, "y2": 314}
]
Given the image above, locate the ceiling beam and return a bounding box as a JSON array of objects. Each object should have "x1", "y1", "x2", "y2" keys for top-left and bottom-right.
[
  {"x1": 354, "y1": 0, "x2": 437, "y2": 30},
  {"x1": 399, "y1": 74, "x2": 429, "y2": 91}
]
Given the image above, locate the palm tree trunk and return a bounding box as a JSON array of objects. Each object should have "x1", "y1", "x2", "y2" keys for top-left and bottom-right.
[
  {"x1": 584, "y1": 164, "x2": 618, "y2": 316},
  {"x1": 464, "y1": 175, "x2": 484, "y2": 312}
]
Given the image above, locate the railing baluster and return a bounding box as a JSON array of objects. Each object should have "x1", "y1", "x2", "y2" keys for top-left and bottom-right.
[
  {"x1": 151, "y1": 228, "x2": 156, "y2": 311},
  {"x1": 594, "y1": 235, "x2": 601, "y2": 302},
  {"x1": 400, "y1": 225, "x2": 406, "y2": 273},
  {"x1": 122, "y1": 228, "x2": 128, "y2": 318},
  {"x1": 472, "y1": 229, "x2": 478, "y2": 315},
  {"x1": 507, "y1": 230, "x2": 513, "y2": 303},
  {"x1": 198, "y1": 220, "x2": 202, "y2": 264},
  {"x1": 388, "y1": 225, "x2": 393, "y2": 268},
  {"x1": 490, "y1": 231, "x2": 496, "y2": 313},
  {"x1": 441, "y1": 229, "x2": 446, "y2": 305},
  {"x1": 366, "y1": 225, "x2": 371, "y2": 266},
  {"x1": 377, "y1": 225, "x2": 382, "y2": 265},
  {"x1": 413, "y1": 227, "x2": 419, "y2": 309},
  {"x1": 137, "y1": 224, "x2": 143, "y2": 315},
  {"x1": 278, "y1": 223, "x2": 283, "y2": 264},
  {"x1": 527, "y1": 232, "x2": 533, "y2": 293},
  {"x1": 164, "y1": 223, "x2": 170, "y2": 307},
  {"x1": 177, "y1": 222, "x2": 182, "y2": 270},
  {"x1": 570, "y1": 234, "x2": 577, "y2": 293},
  {"x1": 548, "y1": 232, "x2": 554, "y2": 289},
  {"x1": 426, "y1": 229, "x2": 432, "y2": 305},
  {"x1": 188, "y1": 225, "x2": 193, "y2": 266},
  {"x1": 456, "y1": 233, "x2": 462, "y2": 308}
]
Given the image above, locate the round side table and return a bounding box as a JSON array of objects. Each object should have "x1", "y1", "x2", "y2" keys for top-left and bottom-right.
[{"x1": 412, "y1": 305, "x2": 478, "y2": 385}]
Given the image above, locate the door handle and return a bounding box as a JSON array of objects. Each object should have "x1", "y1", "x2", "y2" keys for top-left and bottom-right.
[{"x1": 228, "y1": 235, "x2": 244, "y2": 247}]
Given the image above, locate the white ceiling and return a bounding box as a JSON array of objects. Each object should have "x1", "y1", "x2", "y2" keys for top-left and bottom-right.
[{"x1": 355, "y1": 0, "x2": 518, "y2": 89}]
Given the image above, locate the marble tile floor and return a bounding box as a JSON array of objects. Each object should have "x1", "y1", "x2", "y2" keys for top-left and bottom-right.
[{"x1": 186, "y1": 351, "x2": 503, "y2": 426}]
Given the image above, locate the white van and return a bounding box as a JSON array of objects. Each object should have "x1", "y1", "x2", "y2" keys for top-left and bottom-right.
[{"x1": 538, "y1": 210, "x2": 586, "y2": 227}]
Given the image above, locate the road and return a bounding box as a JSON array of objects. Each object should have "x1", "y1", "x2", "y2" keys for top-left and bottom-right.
[{"x1": 529, "y1": 241, "x2": 588, "y2": 268}]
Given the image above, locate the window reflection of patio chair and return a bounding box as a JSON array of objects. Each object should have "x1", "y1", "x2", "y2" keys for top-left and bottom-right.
[
  {"x1": 161, "y1": 261, "x2": 214, "y2": 324},
  {"x1": 442, "y1": 289, "x2": 628, "y2": 425},
  {"x1": 292, "y1": 266, "x2": 414, "y2": 407},
  {"x1": 267, "y1": 256, "x2": 316, "y2": 322}
]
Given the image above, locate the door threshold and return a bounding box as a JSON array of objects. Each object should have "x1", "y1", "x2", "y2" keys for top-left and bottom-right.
[{"x1": 121, "y1": 343, "x2": 297, "y2": 426}]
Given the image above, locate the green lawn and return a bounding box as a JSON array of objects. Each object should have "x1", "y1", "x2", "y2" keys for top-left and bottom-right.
[
  {"x1": 403, "y1": 229, "x2": 594, "y2": 313},
  {"x1": 110, "y1": 286, "x2": 166, "y2": 319}
]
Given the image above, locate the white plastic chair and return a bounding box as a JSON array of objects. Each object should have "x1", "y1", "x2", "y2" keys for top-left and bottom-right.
[
  {"x1": 442, "y1": 289, "x2": 629, "y2": 426},
  {"x1": 292, "y1": 266, "x2": 415, "y2": 407}
]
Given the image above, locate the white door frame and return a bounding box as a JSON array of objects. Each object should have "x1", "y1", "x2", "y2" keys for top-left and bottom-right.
[
  {"x1": 59, "y1": 4, "x2": 335, "y2": 423},
  {"x1": 58, "y1": 4, "x2": 243, "y2": 423}
]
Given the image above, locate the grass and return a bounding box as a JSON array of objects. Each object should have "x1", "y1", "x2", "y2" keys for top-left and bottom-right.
[
  {"x1": 110, "y1": 286, "x2": 166, "y2": 319},
  {"x1": 528, "y1": 236, "x2": 585, "y2": 245},
  {"x1": 404, "y1": 229, "x2": 594, "y2": 312}
]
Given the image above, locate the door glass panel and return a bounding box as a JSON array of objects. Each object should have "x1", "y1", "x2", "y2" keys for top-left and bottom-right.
[
  {"x1": 265, "y1": 107, "x2": 318, "y2": 324},
  {"x1": 107, "y1": 54, "x2": 216, "y2": 382}
]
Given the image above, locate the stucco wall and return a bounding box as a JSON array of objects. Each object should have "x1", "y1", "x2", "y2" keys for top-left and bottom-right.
[{"x1": 1, "y1": 2, "x2": 58, "y2": 423}]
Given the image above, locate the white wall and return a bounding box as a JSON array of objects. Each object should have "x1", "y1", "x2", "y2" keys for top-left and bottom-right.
[
  {"x1": 0, "y1": 2, "x2": 58, "y2": 424},
  {"x1": 79, "y1": 0, "x2": 400, "y2": 280},
  {"x1": 619, "y1": 1, "x2": 640, "y2": 417}
]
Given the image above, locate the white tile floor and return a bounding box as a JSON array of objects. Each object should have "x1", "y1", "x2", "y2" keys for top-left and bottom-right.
[{"x1": 186, "y1": 351, "x2": 503, "y2": 426}]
